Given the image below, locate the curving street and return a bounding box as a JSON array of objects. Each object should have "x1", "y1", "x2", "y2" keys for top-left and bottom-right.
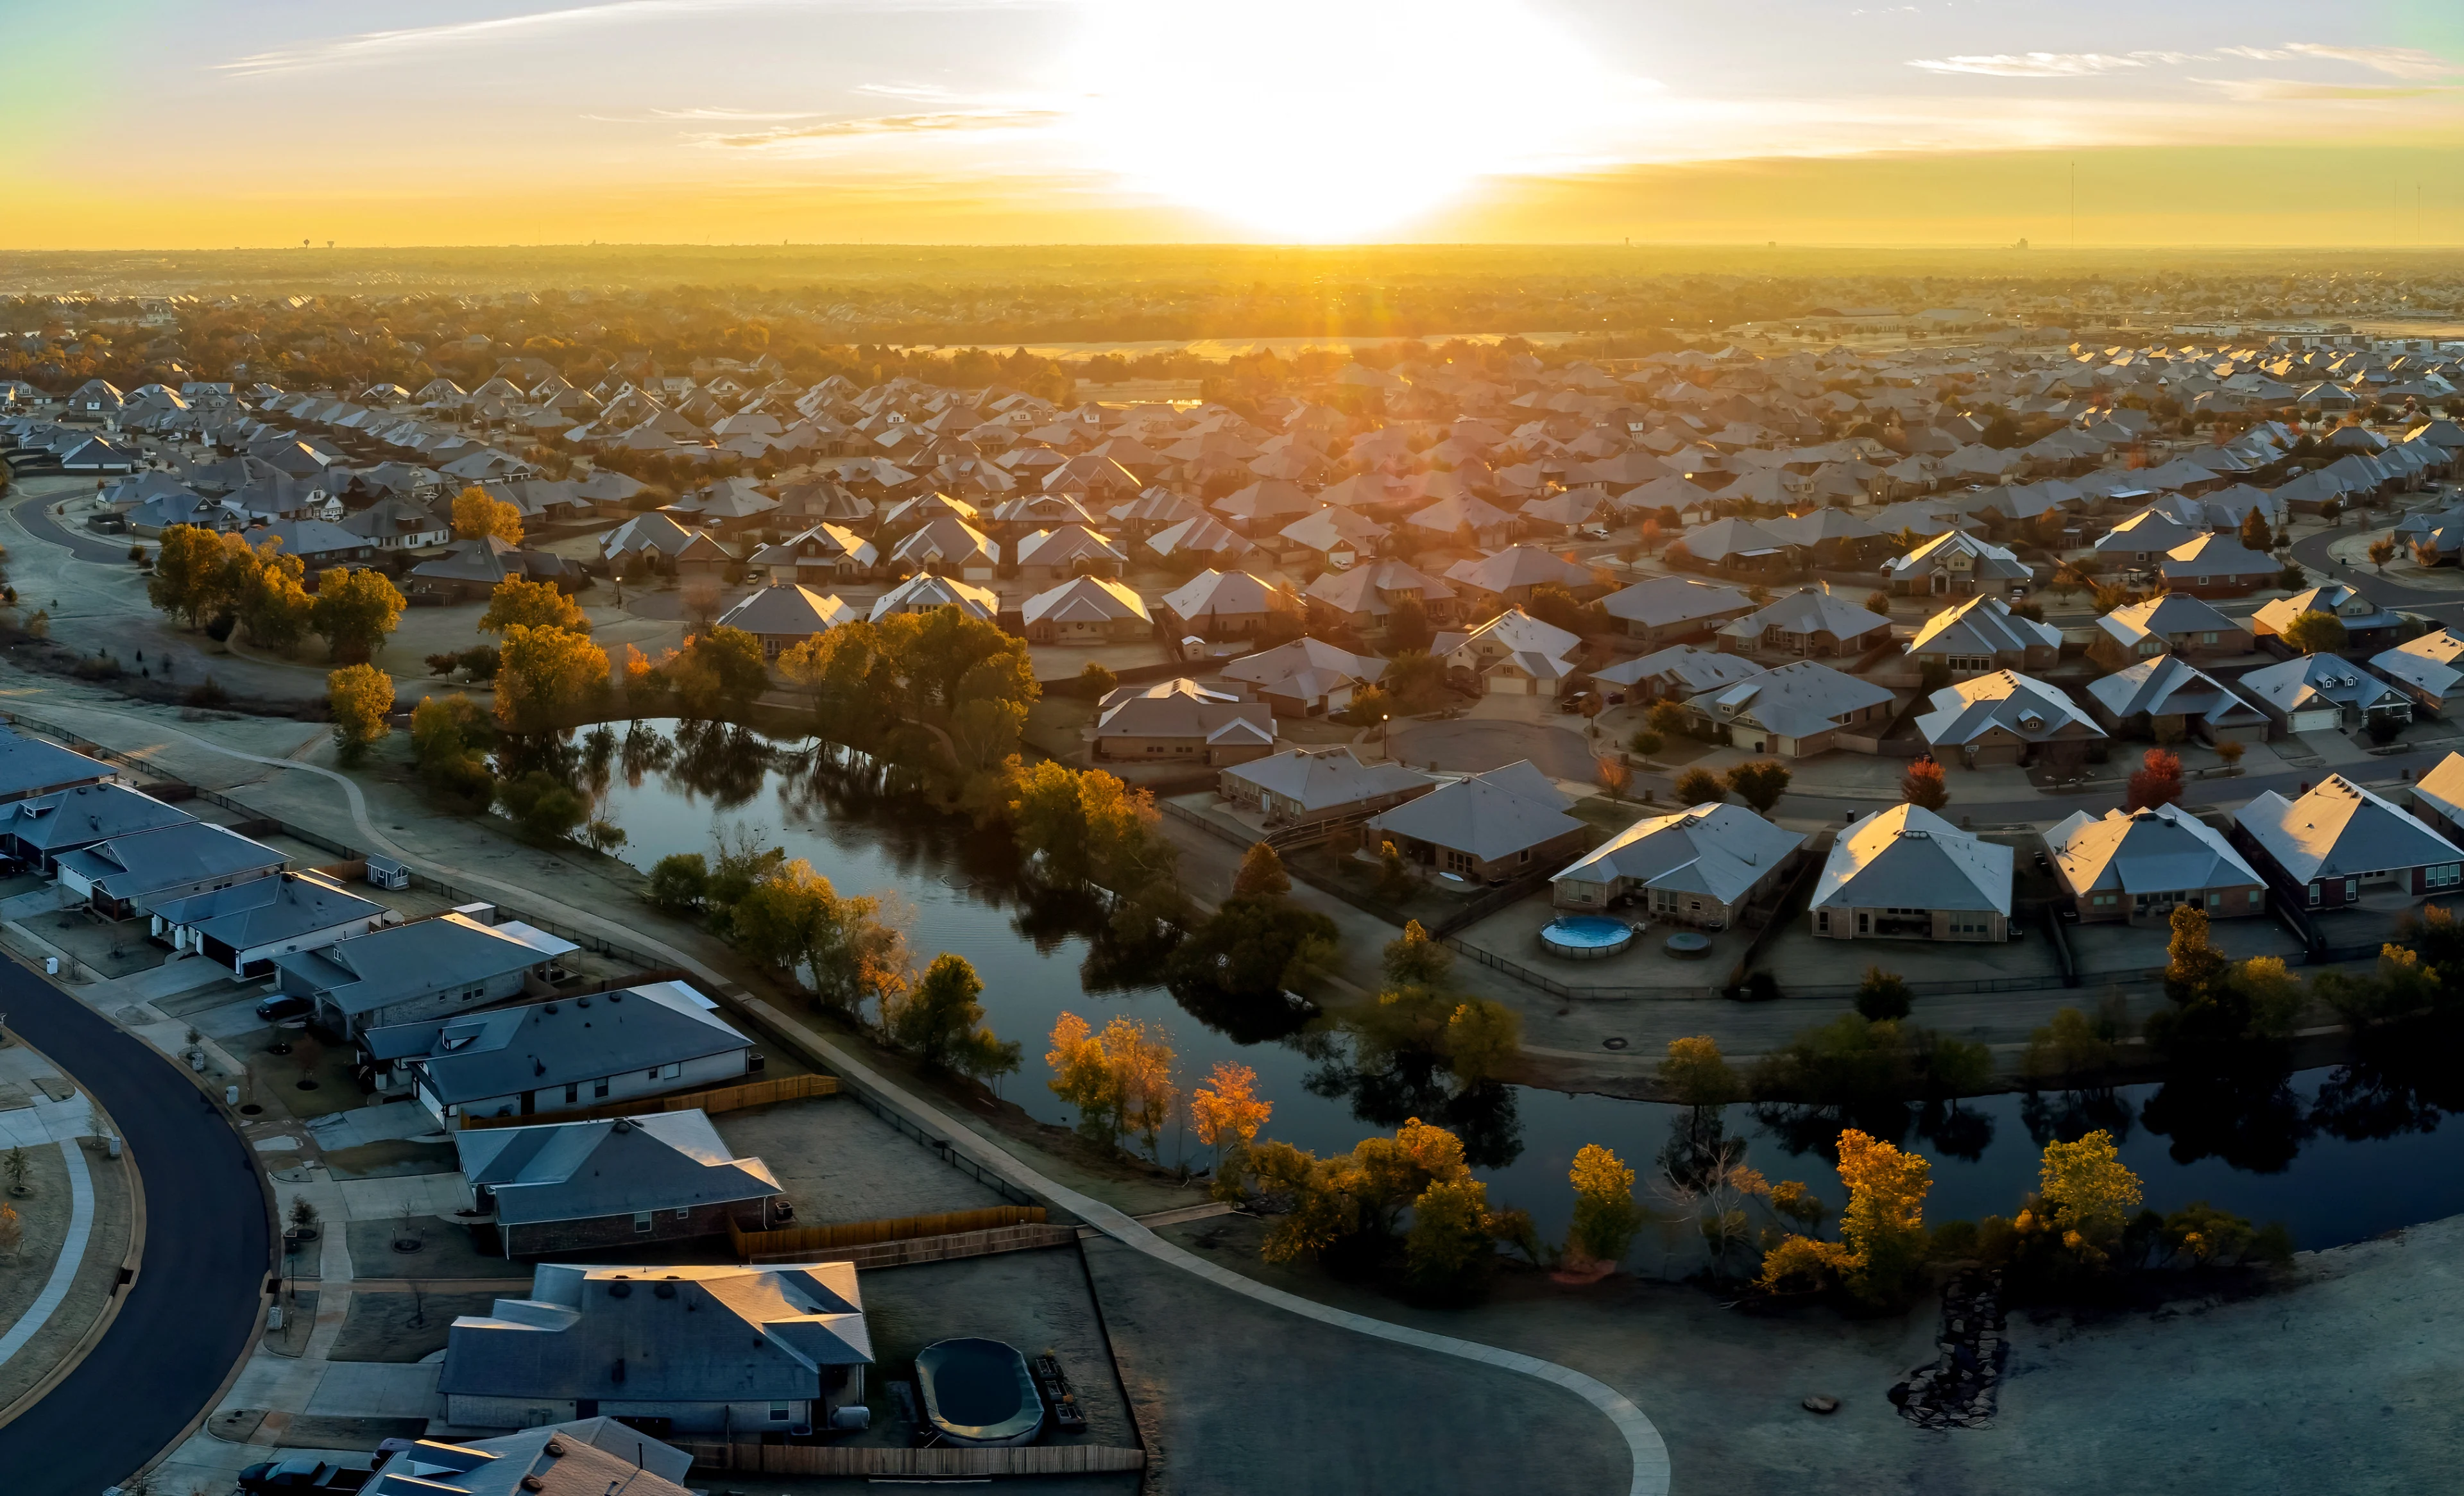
[{"x1": 0, "y1": 956, "x2": 269, "y2": 1495}]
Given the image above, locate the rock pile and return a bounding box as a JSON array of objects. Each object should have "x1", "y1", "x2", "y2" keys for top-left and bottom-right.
[{"x1": 1888, "y1": 1268, "x2": 2007, "y2": 1429}]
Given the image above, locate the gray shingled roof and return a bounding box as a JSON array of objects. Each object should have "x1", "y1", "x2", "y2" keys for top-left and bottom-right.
[
  {"x1": 366, "y1": 980, "x2": 749, "y2": 1108},
  {"x1": 1811, "y1": 803, "x2": 2013, "y2": 914},
  {"x1": 456, "y1": 1109, "x2": 778, "y2": 1227}
]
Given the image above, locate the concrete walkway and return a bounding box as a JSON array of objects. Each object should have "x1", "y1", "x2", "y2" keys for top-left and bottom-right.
[
  {"x1": 55, "y1": 705, "x2": 1675, "y2": 1496},
  {"x1": 0, "y1": 1140, "x2": 94, "y2": 1365}
]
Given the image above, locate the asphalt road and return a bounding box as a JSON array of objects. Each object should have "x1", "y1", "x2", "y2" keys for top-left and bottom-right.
[
  {"x1": 10, "y1": 491, "x2": 135, "y2": 565},
  {"x1": 0, "y1": 955, "x2": 269, "y2": 1493}
]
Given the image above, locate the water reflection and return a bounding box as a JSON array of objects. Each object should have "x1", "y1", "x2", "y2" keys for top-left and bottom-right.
[{"x1": 563, "y1": 718, "x2": 2464, "y2": 1249}]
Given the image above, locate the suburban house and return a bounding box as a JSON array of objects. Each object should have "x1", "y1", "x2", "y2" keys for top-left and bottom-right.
[
  {"x1": 1160, "y1": 570, "x2": 1303, "y2": 641},
  {"x1": 2409, "y1": 750, "x2": 2464, "y2": 843},
  {"x1": 714, "y1": 582, "x2": 853, "y2": 659},
  {"x1": 1599, "y1": 575, "x2": 1756, "y2": 644},
  {"x1": 2233, "y1": 775, "x2": 2464, "y2": 909},
  {"x1": 1809, "y1": 803, "x2": 2014, "y2": 942},
  {"x1": 2250, "y1": 582, "x2": 2405, "y2": 652},
  {"x1": 889, "y1": 516, "x2": 998, "y2": 579},
  {"x1": 2155, "y1": 533, "x2": 2278, "y2": 597},
  {"x1": 1219, "y1": 636, "x2": 1387, "y2": 717},
  {"x1": 1591, "y1": 644, "x2": 1760, "y2": 703},
  {"x1": 1303, "y1": 559, "x2": 1460, "y2": 636},
  {"x1": 1366, "y1": 760, "x2": 1588, "y2": 883},
  {"x1": 53, "y1": 820, "x2": 286, "y2": 919},
  {"x1": 367, "y1": 979, "x2": 757, "y2": 1124},
  {"x1": 1669, "y1": 516, "x2": 1793, "y2": 572},
  {"x1": 0, "y1": 729, "x2": 115, "y2": 804},
  {"x1": 1092, "y1": 679, "x2": 1276, "y2": 765},
  {"x1": 2234, "y1": 654, "x2": 2411, "y2": 734},
  {"x1": 2044, "y1": 806, "x2": 2268, "y2": 924},
  {"x1": 366, "y1": 1422, "x2": 696, "y2": 1496},
  {"x1": 1883, "y1": 530, "x2": 2033, "y2": 597},
  {"x1": 0, "y1": 783, "x2": 191, "y2": 873},
  {"x1": 1020, "y1": 575, "x2": 1151, "y2": 644},
  {"x1": 1217, "y1": 747, "x2": 1433, "y2": 831},
  {"x1": 1682, "y1": 660, "x2": 1896, "y2": 758},
  {"x1": 1914, "y1": 671, "x2": 2106, "y2": 766},
  {"x1": 2092, "y1": 593, "x2": 2254, "y2": 667},
  {"x1": 455, "y1": 1110, "x2": 785, "y2": 1257},
  {"x1": 1716, "y1": 587, "x2": 1892, "y2": 659},
  {"x1": 749, "y1": 524, "x2": 877, "y2": 584},
  {"x1": 150, "y1": 871, "x2": 388, "y2": 976},
  {"x1": 1548, "y1": 802, "x2": 1805, "y2": 926},
  {"x1": 1012, "y1": 523, "x2": 1127, "y2": 582},
  {"x1": 1906, "y1": 595, "x2": 2061, "y2": 676},
  {"x1": 2370, "y1": 627, "x2": 2464, "y2": 717},
  {"x1": 1442, "y1": 545, "x2": 1598, "y2": 613},
  {"x1": 869, "y1": 572, "x2": 998, "y2": 623},
  {"x1": 441, "y1": 1261, "x2": 871, "y2": 1434},
  {"x1": 2092, "y1": 508, "x2": 2202, "y2": 562},
  {"x1": 1435, "y1": 608, "x2": 1584, "y2": 696},
  {"x1": 275, "y1": 911, "x2": 580, "y2": 1039},
  {"x1": 2084, "y1": 650, "x2": 2268, "y2": 741}
]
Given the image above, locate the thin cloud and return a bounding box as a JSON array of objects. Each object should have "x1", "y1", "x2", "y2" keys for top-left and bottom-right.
[
  {"x1": 219, "y1": 0, "x2": 1047, "y2": 78},
  {"x1": 651, "y1": 106, "x2": 830, "y2": 120},
  {"x1": 2220, "y1": 43, "x2": 2454, "y2": 79},
  {"x1": 709, "y1": 109, "x2": 1065, "y2": 147},
  {"x1": 1907, "y1": 52, "x2": 2186, "y2": 78}
]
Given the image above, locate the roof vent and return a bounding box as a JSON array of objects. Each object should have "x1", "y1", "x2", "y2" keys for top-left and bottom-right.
[
  {"x1": 606, "y1": 1275, "x2": 631, "y2": 1298},
  {"x1": 654, "y1": 1280, "x2": 677, "y2": 1299},
  {"x1": 541, "y1": 1439, "x2": 566, "y2": 1458},
  {"x1": 576, "y1": 995, "x2": 590, "y2": 1008}
]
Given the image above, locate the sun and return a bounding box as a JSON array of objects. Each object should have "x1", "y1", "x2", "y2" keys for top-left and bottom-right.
[{"x1": 1067, "y1": 0, "x2": 1607, "y2": 241}]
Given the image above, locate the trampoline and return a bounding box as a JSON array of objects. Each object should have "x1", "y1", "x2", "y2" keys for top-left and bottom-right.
[
  {"x1": 916, "y1": 1338, "x2": 1045, "y2": 1447},
  {"x1": 1664, "y1": 931, "x2": 1712, "y2": 958},
  {"x1": 1540, "y1": 916, "x2": 1637, "y2": 960}
]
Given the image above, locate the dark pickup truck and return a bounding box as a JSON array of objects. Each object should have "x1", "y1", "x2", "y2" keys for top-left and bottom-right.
[{"x1": 237, "y1": 1458, "x2": 376, "y2": 1495}]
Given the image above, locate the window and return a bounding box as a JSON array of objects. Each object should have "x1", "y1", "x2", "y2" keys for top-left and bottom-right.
[
  {"x1": 2249, "y1": 889, "x2": 2262, "y2": 904},
  {"x1": 1817, "y1": 911, "x2": 1829, "y2": 932},
  {"x1": 594, "y1": 1078, "x2": 610, "y2": 1099},
  {"x1": 631, "y1": 1212, "x2": 653, "y2": 1234},
  {"x1": 2308, "y1": 882, "x2": 2322, "y2": 906},
  {"x1": 769, "y1": 1404, "x2": 792, "y2": 1422},
  {"x1": 563, "y1": 1083, "x2": 578, "y2": 1103},
  {"x1": 674, "y1": 1206, "x2": 691, "y2": 1220},
  {"x1": 661, "y1": 1061, "x2": 683, "y2": 1079},
  {"x1": 2433, "y1": 865, "x2": 2462, "y2": 888}
]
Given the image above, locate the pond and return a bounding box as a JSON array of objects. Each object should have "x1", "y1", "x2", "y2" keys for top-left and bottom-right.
[{"x1": 576, "y1": 720, "x2": 2464, "y2": 1254}]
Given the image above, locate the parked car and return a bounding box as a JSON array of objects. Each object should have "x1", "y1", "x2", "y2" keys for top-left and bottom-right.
[
  {"x1": 237, "y1": 1458, "x2": 375, "y2": 1495},
  {"x1": 255, "y1": 993, "x2": 312, "y2": 1023}
]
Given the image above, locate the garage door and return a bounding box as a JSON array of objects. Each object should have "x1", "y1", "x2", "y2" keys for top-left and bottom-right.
[{"x1": 2290, "y1": 709, "x2": 2342, "y2": 733}]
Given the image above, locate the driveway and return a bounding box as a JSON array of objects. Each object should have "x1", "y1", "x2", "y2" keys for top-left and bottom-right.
[
  {"x1": 1389, "y1": 717, "x2": 1603, "y2": 779},
  {"x1": 0, "y1": 956, "x2": 271, "y2": 1494}
]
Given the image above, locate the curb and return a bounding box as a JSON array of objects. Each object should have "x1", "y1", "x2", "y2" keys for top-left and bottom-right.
[{"x1": 0, "y1": 1028, "x2": 145, "y2": 1435}]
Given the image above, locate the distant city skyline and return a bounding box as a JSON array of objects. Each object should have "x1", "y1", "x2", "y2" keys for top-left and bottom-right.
[{"x1": 9, "y1": 0, "x2": 2464, "y2": 248}]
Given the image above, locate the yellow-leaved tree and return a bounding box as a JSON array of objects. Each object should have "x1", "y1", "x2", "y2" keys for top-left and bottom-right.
[{"x1": 452, "y1": 487, "x2": 525, "y2": 545}]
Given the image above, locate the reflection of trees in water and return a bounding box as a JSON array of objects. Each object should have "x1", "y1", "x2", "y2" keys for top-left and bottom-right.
[
  {"x1": 2138, "y1": 1047, "x2": 2309, "y2": 1173},
  {"x1": 619, "y1": 719, "x2": 674, "y2": 788},
  {"x1": 1305, "y1": 1046, "x2": 1523, "y2": 1170},
  {"x1": 663, "y1": 718, "x2": 778, "y2": 810},
  {"x1": 1748, "y1": 1096, "x2": 1997, "y2": 1165},
  {"x1": 578, "y1": 726, "x2": 616, "y2": 804},
  {"x1": 2311, "y1": 1017, "x2": 2464, "y2": 1142},
  {"x1": 2021, "y1": 1088, "x2": 2137, "y2": 1149}
]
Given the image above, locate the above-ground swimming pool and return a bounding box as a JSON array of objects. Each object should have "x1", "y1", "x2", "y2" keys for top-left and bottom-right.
[
  {"x1": 1539, "y1": 915, "x2": 1638, "y2": 960},
  {"x1": 916, "y1": 1338, "x2": 1045, "y2": 1447}
]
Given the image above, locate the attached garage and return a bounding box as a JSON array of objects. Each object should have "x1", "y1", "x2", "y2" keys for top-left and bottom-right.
[{"x1": 2288, "y1": 706, "x2": 2343, "y2": 735}]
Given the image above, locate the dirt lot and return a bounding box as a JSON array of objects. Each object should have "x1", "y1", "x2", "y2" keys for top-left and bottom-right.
[{"x1": 712, "y1": 1095, "x2": 1013, "y2": 1226}]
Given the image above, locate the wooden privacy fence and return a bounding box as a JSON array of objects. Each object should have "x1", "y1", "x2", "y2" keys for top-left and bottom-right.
[
  {"x1": 729, "y1": 1204, "x2": 1046, "y2": 1261},
  {"x1": 456, "y1": 1072, "x2": 839, "y2": 1130},
  {"x1": 742, "y1": 1221, "x2": 1076, "y2": 1270},
  {"x1": 676, "y1": 1443, "x2": 1145, "y2": 1476}
]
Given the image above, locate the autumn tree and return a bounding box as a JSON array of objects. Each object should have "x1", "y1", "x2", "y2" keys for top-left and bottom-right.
[
  {"x1": 1595, "y1": 754, "x2": 1632, "y2": 801},
  {"x1": 235, "y1": 538, "x2": 314, "y2": 653},
  {"x1": 2279, "y1": 610, "x2": 2347, "y2": 655},
  {"x1": 880, "y1": 952, "x2": 1020, "y2": 1080},
  {"x1": 1232, "y1": 842, "x2": 1292, "y2": 899},
  {"x1": 1191, "y1": 1060, "x2": 1271, "y2": 1196},
  {"x1": 479, "y1": 575, "x2": 588, "y2": 634},
  {"x1": 1756, "y1": 1127, "x2": 1931, "y2": 1307},
  {"x1": 2125, "y1": 747, "x2": 2184, "y2": 811},
  {"x1": 494, "y1": 624, "x2": 610, "y2": 734},
  {"x1": 651, "y1": 627, "x2": 769, "y2": 718},
  {"x1": 1901, "y1": 756, "x2": 1949, "y2": 810},
  {"x1": 2035, "y1": 1129, "x2": 2143, "y2": 1269},
  {"x1": 1854, "y1": 965, "x2": 1913, "y2": 1022},
  {"x1": 1725, "y1": 759, "x2": 1791, "y2": 814},
  {"x1": 1659, "y1": 1035, "x2": 1739, "y2": 1107},
  {"x1": 309, "y1": 567, "x2": 406, "y2": 663},
  {"x1": 1566, "y1": 1143, "x2": 1644, "y2": 1268},
  {"x1": 410, "y1": 694, "x2": 493, "y2": 806},
  {"x1": 1673, "y1": 767, "x2": 1725, "y2": 805},
  {"x1": 1382, "y1": 920, "x2": 1454, "y2": 987},
  {"x1": 146, "y1": 524, "x2": 234, "y2": 628},
  {"x1": 2368, "y1": 537, "x2": 2397, "y2": 572},
  {"x1": 1078, "y1": 660, "x2": 1116, "y2": 699},
  {"x1": 1045, "y1": 1012, "x2": 1178, "y2": 1157},
  {"x1": 452, "y1": 487, "x2": 524, "y2": 545},
  {"x1": 730, "y1": 859, "x2": 912, "y2": 1017},
  {"x1": 326, "y1": 665, "x2": 394, "y2": 765}
]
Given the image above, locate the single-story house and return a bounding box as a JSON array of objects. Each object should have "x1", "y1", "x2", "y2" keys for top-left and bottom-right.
[
  {"x1": 2157, "y1": 533, "x2": 2279, "y2": 597},
  {"x1": 1883, "y1": 530, "x2": 2033, "y2": 597},
  {"x1": 1159, "y1": 570, "x2": 1303, "y2": 641},
  {"x1": 368, "y1": 978, "x2": 757, "y2": 1124},
  {"x1": 2370, "y1": 627, "x2": 2464, "y2": 717},
  {"x1": 2234, "y1": 654, "x2": 2411, "y2": 734},
  {"x1": 1914, "y1": 671, "x2": 2106, "y2": 767},
  {"x1": 274, "y1": 911, "x2": 580, "y2": 1039},
  {"x1": 1093, "y1": 679, "x2": 1277, "y2": 766},
  {"x1": 1684, "y1": 660, "x2": 1896, "y2": 758},
  {"x1": 1435, "y1": 608, "x2": 1585, "y2": 696},
  {"x1": 53, "y1": 821, "x2": 286, "y2": 920},
  {"x1": 1020, "y1": 575, "x2": 1151, "y2": 644},
  {"x1": 1303, "y1": 559, "x2": 1461, "y2": 635},
  {"x1": 441, "y1": 1261, "x2": 871, "y2": 1434},
  {"x1": 2085, "y1": 654, "x2": 2270, "y2": 744},
  {"x1": 1549, "y1": 801, "x2": 1804, "y2": 926},
  {"x1": 1717, "y1": 587, "x2": 1893, "y2": 659},
  {"x1": 2250, "y1": 583, "x2": 2405, "y2": 652},
  {"x1": 1219, "y1": 636, "x2": 1387, "y2": 717},
  {"x1": 1442, "y1": 545, "x2": 1598, "y2": 613},
  {"x1": 714, "y1": 582, "x2": 854, "y2": 659},
  {"x1": 2233, "y1": 774, "x2": 2464, "y2": 908},
  {"x1": 2409, "y1": 749, "x2": 2464, "y2": 844},
  {"x1": 456, "y1": 1110, "x2": 784, "y2": 1257},
  {"x1": 2045, "y1": 806, "x2": 2268, "y2": 924},
  {"x1": 1217, "y1": 746, "x2": 1433, "y2": 829},
  {"x1": 749, "y1": 523, "x2": 877, "y2": 585},
  {"x1": 1598, "y1": 575, "x2": 1756, "y2": 644},
  {"x1": 869, "y1": 572, "x2": 998, "y2": 623},
  {"x1": 1906, "y1": 595, "x2": 2061, "y2": 677},
  {"x1": 1591, "y1": 644, "x2": 1760, "y2": 703},
  {"x1": 150, "y1": 871, "x2": 388, "y2": 976},
  {"x1": 2092, "y1": 593, "x2": 2254, "y2": 668},
  {"x1": 1809, "y1": 803, "x2": 2014, "y2": 941},
  {"x1": 1365, "y1": 760, "x2": 1587, "y2": 883},
  {"x1": 0, "y1": 783, "x2": 191, "y2": 873},
  {"x1": 0, "y1": 729, "x2": 115, "y2": 804},
  {"x1": 367, "y1": 1421, "x2": 696, "y2": 1495}
]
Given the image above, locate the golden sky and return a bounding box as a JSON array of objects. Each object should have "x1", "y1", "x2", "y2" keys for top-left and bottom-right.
[{"x1": 8, "y1": 1, "x2": 2464, "y2": 248}]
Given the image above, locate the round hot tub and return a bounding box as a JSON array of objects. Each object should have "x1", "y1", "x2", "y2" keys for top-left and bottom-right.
[
  {"x1": 1539, "y1": 916, "x2": 1638, "y2": 960},
  {"x1": 916, "y1": 1337, "x2": 1045, "y2": 1447}
]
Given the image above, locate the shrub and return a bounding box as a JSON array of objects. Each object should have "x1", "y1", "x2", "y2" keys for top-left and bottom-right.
[{"x1": 1855, "y1": 966, "x2": 1913, "y2": 1021}]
